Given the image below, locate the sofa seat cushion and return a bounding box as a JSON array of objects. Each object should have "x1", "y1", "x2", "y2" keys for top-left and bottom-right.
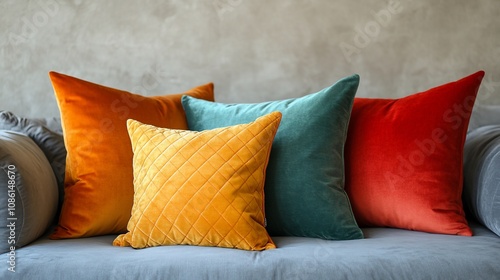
[{"x1": 3, "y1": 223, "x2": 499, "y2": 280}]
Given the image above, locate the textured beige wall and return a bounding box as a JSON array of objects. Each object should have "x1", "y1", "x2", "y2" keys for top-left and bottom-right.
[{"x1": 1, "y1": 0, "x2": 499, "y2": 117}]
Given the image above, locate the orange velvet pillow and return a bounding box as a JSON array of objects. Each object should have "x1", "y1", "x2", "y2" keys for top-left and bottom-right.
[
  {"x1": 49, "y1": 72, "x2": 214, "y2": 239},
  {"x1": 345, "y1": 71, "x2": 484, "y2": 236}
]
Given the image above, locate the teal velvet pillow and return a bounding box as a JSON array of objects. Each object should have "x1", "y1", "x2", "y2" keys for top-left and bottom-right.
[{"x1": 182, "y1": 74, "x2": 363, "y2": 240}]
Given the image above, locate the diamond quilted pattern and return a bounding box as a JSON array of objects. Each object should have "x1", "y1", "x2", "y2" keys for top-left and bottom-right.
[{"x1": 113, "y1": 111, "x2": 282, "y2": 250}]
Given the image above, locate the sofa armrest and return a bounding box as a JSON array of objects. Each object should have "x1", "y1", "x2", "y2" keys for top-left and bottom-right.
[{"x1": 464, "y1": 125, "x2": 500, "y2": 237}]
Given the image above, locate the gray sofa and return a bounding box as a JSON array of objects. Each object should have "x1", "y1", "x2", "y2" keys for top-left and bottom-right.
[
  {"x1": 1, "y1": 105, "x2": 500, "y2": 280},
  {"x1": 2, "y1": 223, "x2": 499, "y2": 280}
]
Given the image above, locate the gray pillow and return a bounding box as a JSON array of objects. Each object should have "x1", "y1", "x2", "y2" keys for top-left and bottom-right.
[
  {"x1": 0, "y1": 111, "x2": 66, "y2": 213},
  {"x1": 0, "y1": 131, "x2": 58, "y2": 253},
  {"x1": 468, "y1": 103, "x2": 500, "y2": 132},
  {"x1": 463, "y1": 125, "x2": 500, "y2": 237}
]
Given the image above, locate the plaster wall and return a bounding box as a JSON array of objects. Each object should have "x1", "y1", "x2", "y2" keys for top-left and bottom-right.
[{"x1": 1, "y1": 0, "x2": 499, "y2": 117}]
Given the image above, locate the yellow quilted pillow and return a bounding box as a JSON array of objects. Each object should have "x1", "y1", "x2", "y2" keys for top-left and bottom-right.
[{"x1": 113, "y1": 111, "x2": 282, "y2": 250}]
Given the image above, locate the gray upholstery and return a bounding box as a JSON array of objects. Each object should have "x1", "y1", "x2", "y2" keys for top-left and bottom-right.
[
  {"x1": 28, "y1": 117, "x2": 63, "y2": 135},
  {"x1": 464, "y1": 125, "x2": 500, "y2": 237},
  {"x1": 0, "y1": 131, "x2": 58, "y2": 254},
  {"x1": 0, "y1": 111, "x2": 66, "y2": 215},
  {"x1": 1, "y1": 223, "x2": 499, "y2": 280}
]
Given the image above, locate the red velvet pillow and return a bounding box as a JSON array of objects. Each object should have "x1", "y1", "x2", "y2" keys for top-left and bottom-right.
[{"x1": 345, "y1": 71, "x2": 485, "y2": 236}]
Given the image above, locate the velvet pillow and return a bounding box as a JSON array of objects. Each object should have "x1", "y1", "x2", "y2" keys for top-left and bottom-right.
[
  {"x1": 345, "y1": 71, "x2": 485, "y2": 236},
  {"x1": 114, "y1": 112, "x2": 281, "y2": 250},
  {"x1": 0, "y1": 131, "x2": 58, "y2": 253},
  {"x1": 49, "y1": 72, "x2": 214, "y2": 239},
  {"x1": 182, "y1": 75, "x2": 363, "y2": 240}
]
